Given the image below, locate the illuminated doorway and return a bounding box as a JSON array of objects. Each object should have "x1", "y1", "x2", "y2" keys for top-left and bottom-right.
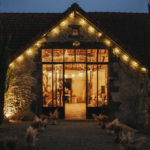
[{"x1": 42, "y1": 48, "x2": 108, "y2": 119}]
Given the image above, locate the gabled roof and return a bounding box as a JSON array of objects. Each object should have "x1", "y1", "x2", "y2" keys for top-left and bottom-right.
[{"x1": 1, "y1": 3, "x2": 150, "y2": 67}]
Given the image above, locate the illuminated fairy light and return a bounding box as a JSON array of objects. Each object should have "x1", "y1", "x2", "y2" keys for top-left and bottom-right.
[
  {"x1": 88, "y1": 26, "x2": 95, "y2": 33},
  {"x1": 69, "y1": 12, "x2": 74, "y2": 18},
  {"x1": 80, "y1": 19, "x2": 86, "y2": 25},
  {"x1": 35, "y1": 41, "x2": 41, "y2": 47},
  {"x1": 122, "y1": 55, "x2": 129, "y2": 62},
  {"x1": 98, "y1": 32, "x2": 102, "y2": 37},
  {"x1": 9, "y1": 63, "x2": 14, "y2": 68},
  {"x1": 52, "y1": 28, "x2": 59, "y2": 34},
  {"x1": 113, "y1": 47, "x2": 120, "y2": 55},
  {"x1": 131, "y1": 61, "x2": 138, "y2": 68},
  {"x1": 71, "y1": 74, "x2": 75, "y2": 78},
  {"x1": 26, "y1": 49, "x2": 33, "y2": 55},
  {"x1": 17, "y1": 55, "x2": 24, "y2": 62},
  {"x1": 78, "y1": 73, "x2": 83, "y2": 77},
  {"x1": 60, "y1": 20, "x2": 67, "y2": 27},
  {"x1": 141, "y1": 67, "x2": 147, "y2": 72},
  {"x1": 104, "y1": 39, "x2": 111, "y2": 46}
]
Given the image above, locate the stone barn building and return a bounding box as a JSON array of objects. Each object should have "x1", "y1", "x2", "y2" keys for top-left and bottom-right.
[{"x1": 2, "y1": 3, "x2": 150, "y2": 127}]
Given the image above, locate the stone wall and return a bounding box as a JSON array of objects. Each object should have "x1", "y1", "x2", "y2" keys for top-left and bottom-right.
[{"x1": 109, "y1": 57, "x2": 149, "y2": 128}]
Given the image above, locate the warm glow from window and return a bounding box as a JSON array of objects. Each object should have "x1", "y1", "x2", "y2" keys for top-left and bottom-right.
[
  {"x1": 26, "y1": 49, "x2": 32, "y2": 55},
  {"x1": 104, "y1": 39, "x2": 111, "y2": 46},
  {"x1": 71, "y1": 74, "x2": 75, "y2": 78},
  {"x1": 88, "y1": 26, "x2": 95, "y2": 33},
  {"x1": 17, "y1": 55, "x2": 24, "y2": 62},
  {"x1": 65, "y1": 74, "x2": 68, "y2": 78},
  {"x1": 122, "y1": 55, "x2": 129, "y2": 61},
  {"x1": 48, "y1": 72, "x2": 52, "y2": 77},
  {"x1": 5, "y1": 112, "x2": 12, "y2": 118}
]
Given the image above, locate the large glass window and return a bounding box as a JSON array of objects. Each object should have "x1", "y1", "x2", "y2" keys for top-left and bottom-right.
[{"x1": 42, "y1": 49, "x2": 108, "y2": 108}]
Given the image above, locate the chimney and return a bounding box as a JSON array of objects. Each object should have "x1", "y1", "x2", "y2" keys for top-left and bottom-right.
[{"x1": 148, "y1": 0, "x2": 150, "y2": 13}]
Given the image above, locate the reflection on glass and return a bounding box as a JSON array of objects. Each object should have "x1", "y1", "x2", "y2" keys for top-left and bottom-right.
[
  {"x1": 87, "y1": 65, "x2": 97, "y2": 107},
  {"x1": 98, "y1": 65, "x2": 108, "y2": 106},
  {"x1": 65, "y1": 64, "x2": 86, "y2": 104},
  {"x1": 42, "y1": 49, "x2": 52, "y2": 62},
  {"x1": 42, "y1": 64, "x2": 52, "y2": 107},
  {"x1": 53, "y1": 49, "x2": 63, "y2": 62},
  {"x1": 87, "y1": 49, "x2": 97, "y2": 62},
  {"x1": 53, "y1": 64, "x2": 63, "y2": 107},
  {"x1": 64, "y1": 49, "x2": 75, "y2": 62},
  {"x1": 76, "y1": 49, "x2": 86, "y2": 62},
  {"x1": 98, "y1": 49, "x2": 109, "y2": 62}
]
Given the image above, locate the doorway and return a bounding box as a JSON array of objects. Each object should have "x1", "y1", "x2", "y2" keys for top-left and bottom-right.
[{"x1": 64, "y1": 64, "x2": 86, "y2": 120}]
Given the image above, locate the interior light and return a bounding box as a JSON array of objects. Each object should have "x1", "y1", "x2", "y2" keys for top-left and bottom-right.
[
  {"x1": 78, "y1": 73, "x2": 83, "y2": 77},
  {"x1": 48, "y1": 73, "x2": 52, "y2": 77},
  {"x1": 65, "y1": 74, "x2": 68, "y2": 78},
  {"x1": 71, "y1": 74, "x2": 75, "y2": 78}
]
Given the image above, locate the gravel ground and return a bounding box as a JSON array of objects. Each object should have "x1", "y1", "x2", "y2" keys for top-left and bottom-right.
[{"x1": 0, "y1": 120, "x2": 150, "y2": 150}]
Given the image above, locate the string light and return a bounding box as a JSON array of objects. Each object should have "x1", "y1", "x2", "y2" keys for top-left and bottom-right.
[
  {"x1": 141, "y1": 67, "x2": 147, "y2": 72},
  {"x1": 113, "y1": 47, "x2": 120, "y2": 55},
  {"x1": 17, "y1": 55, "x2": 24, "y2": 62},
  {"x1": 9, "y1": 63, "x2": 14, "y2": 68},
  {"x1": 80, "y1": 19, "x2": 86, "y2": 25},
  {"x1": 88, "y1": 26, "x2": 95, "y2": 33},
  {"x1": 60, "y1": 20, "x2": 67, "y2": 27},
  {"x1": 122, "y1": 55, "x2": 129, "y2": 62},
  {"x1": 69, "y1": 12, "x2": 74, "y2": 18},
  {"x1": 98, "y1": 32, "x2": 102, "y2": 37},
  {"x1": 52, "y1": 28, "x2": 59, "y2": 34},
  {"x1": 104, "y1": 39, "x2": 111, "y2": 46},
  {"x1": 26, "y1": 49, "x2": 32, "y2": 55},
  {"x1": 131, "y1": 61, "x2": 138, "y2": 68}
]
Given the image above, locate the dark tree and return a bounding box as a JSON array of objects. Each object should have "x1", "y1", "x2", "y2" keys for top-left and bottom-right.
[{"x1": 0, "y1": 22, "x2": 10, "y2": 124}]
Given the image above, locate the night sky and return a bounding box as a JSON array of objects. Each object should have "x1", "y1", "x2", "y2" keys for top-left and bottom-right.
[{"x1": 0, "y1": 0, "x2": 149, "y2": 13}]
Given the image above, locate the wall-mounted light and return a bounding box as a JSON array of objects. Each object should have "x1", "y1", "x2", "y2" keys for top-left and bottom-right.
[{"x1": 88, "y1": 26, "x2": 95, "y2": 33}]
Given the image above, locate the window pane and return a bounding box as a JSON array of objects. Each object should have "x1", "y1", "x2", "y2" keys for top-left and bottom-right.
[
  {"x1": 87, "y1": 49, "x2": 97, "y2": 62},
  {"x1": 42, "y1": 49, "x2": 52, "y2": 62},
  {"x1": 42, "y1": 64, "x2": 52, "y2": 107},
  {"x1": 53, "y1": 49, "x2": 63, "y2": 62},
  {"x1": 53, "y1": 64, "x2": 63, "y2": 107},
  {"x1": 98, "y1": 49, "x2": 109, "y2": 62},
  {"x1": 64, "y1": 49, "x2": 75, "y2": 62},
  {"x1": 98, "y1": 65, "x2": 108, "y2": 107},
  {"x1": 76, "y1": 49, "x2": 86, "y2": 62},
  {"x1": 87, "y1": 65, "x2": 97, "y2": 107}
]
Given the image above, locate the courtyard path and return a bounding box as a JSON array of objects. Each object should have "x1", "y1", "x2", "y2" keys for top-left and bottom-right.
[{"x1": 0, "y1": 120, "x2": 150, "y2": 150}]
